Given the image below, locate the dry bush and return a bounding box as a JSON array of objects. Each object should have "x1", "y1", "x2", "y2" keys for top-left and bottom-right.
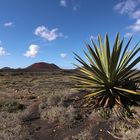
[
  {"x1": 41, "y1": 105, "x2": 76, "y2": 124},
  {"x1": 0, "y1": 112, "x2": 21, "y2": 129},
  {"x1": 38, "y1": 88, "x2": 75, "y2": 112},
  {"x1": 38, "y1": 94, "x2": 61, "y2": 113},
  {"x1": 0, "y1": 112, "x2": 32, "y2": 140},
  {"x1": 0, "y1": 124, "x2": 33, "y2": 140},
  {"x1": 19, "y1": 103, "x2": 39, "y2": 122},
  {"x1": 0, "y1": 100, "x2": 24, "y2": 113},
  {"x1": 111, "y1": 116, "x2": 140, "y2": 140},
  {"x1": 87, "y1": 108, "x2": 140, "y2": 140}
]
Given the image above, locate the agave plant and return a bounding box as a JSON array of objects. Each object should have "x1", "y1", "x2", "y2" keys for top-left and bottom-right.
[{"x1": 73, "y1": 33, "x2": 140, "y2": 117}]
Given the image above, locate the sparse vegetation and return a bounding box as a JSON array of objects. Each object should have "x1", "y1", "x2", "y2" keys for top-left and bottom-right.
[
  {"x1": 0, "y1": 100, "x2": 24, "y2": 113},
  {"x1": 110, "y1": 118, "x2": 140, "y2": 140},
  {"x1": 0, "y1": 112, "x2": 33, "y2": 140},
  {"x1": 0, "y1": 69, "x2": 139, "y2": 139},
  {"x1": 41, "y1": 105, "x2": 76, "y2": 124}
]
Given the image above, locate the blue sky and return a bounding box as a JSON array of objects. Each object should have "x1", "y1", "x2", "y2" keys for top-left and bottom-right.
[{"x1": 0, "y1": 0, "x2": 140, "y2": 69}]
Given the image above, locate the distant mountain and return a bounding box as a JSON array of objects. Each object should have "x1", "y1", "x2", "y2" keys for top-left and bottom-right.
[
  {"x1": 26, "y1": 62, "x2": 61, "y2": 71},
  {"x1": 1, "y1": 67, "x2": 12, "y2": 70}
]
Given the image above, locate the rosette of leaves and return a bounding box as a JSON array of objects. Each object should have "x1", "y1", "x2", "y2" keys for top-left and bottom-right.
[{"x1": 72, "y1": 33, "x2": 140, "y2": 119}]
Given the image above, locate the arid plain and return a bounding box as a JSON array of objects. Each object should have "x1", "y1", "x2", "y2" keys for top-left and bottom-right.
[{"x1": 0, "y1": 63, "x2": 140, "y2": 140}]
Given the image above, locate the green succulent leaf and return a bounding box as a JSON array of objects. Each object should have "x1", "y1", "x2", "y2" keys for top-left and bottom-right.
[{"x1": 72, "y1": 33, "x2": 140, "y2": 112}]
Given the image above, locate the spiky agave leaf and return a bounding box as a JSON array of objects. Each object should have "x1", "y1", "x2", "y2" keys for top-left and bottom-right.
[{"x1": 72, "y1": 33, "x2": 140, "y2": 113}]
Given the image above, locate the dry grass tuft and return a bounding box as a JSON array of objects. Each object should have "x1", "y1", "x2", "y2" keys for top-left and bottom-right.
[
  {"x1": 41, "y1": 105, "x2": 76, "y2": 124},
  {"x1": 0, "y1": 100, "x2": 24, "y2": 113},
  {"x1": 0, "y1": 112, "x2": 32, "y2": 140}
]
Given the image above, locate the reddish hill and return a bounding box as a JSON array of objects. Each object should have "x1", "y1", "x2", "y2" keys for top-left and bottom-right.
[{"x1": 26, "y1": 62, "x2": 61, "y2": 71}]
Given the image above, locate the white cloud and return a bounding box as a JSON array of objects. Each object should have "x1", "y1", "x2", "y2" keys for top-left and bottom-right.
[
  {"x1": 128, "y1": 19, "x2": 140, "y2": 33},
  {"x1": 114, "y1": 0, "x2": 140, "y2": 18},
  {"x1": 4, "y1": 22, "x2": 13, "y2": 27},
  {"x1": 24, "y1": 44, "x2": 39, "y2": 58},
  {"x1": 114, "y1": 0, "x2": 139, "y2": 15},
  {"x1": 60, "y1": 0, "x2": 67, "y2": 7},
  {"x1": 130, "y1": 10, "x2": 140, "y2": 19},
  {"x1": 60, "y1": 0, "x2": 80, "y2": 11},
  {"x1": 60, "y1": 53, "x2": 67, "y2": 58},
  {"x1": 0, "y1": 41, "x2": 10, "y2": 56},
  {"x1": 0, "y1": 47, "x2": 10, "y2": 56},
  {"x1": 34, "y1": 25, "x2": 62, "y2": 41},
  {"x1": 0, "y1": 47, "x2": 7, "y2": 56},
  {"x1": 114, "y1": 0, "x2": 140, "y2": 35}
]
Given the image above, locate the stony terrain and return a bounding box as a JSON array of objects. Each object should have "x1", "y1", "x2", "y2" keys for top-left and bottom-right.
[{"x1": 0, "y1": 71, "x2": 139, "y2": 140}]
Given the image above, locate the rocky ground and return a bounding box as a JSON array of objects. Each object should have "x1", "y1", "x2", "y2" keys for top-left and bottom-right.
[{"x1": 0, "y1": 71, "x2": 139, "y2": 140}]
